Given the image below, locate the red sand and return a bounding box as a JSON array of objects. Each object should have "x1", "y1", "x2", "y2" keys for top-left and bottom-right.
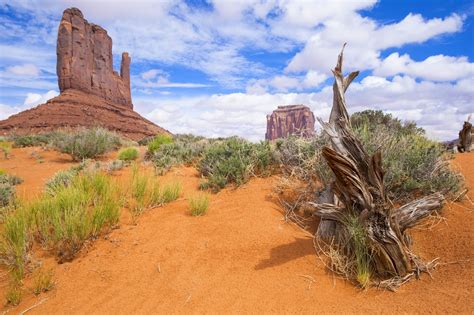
[{"x1": 1, "y1": 149, "x2": 473, "y2": 314}]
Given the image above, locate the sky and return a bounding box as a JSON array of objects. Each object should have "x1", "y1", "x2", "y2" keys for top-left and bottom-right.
[{"x1": 0, "y1": 0, "x2": 473, "y2": 141}]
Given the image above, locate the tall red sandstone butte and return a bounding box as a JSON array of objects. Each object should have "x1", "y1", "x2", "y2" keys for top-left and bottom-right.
[
  {"x1": 57, "y1": 7, "x2": 132, "y2": 108},
  {"x1": 265, "y1": 105, "x2": 315, "y2": 140},
  {"x1": 0, "y1": 7, "x2": 168, "y2": 141}
]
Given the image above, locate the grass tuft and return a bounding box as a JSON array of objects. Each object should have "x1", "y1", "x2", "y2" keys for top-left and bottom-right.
[
  {"x1": 33, "y1": 268, "x2": 54, "y2": 295},
  {"x1": 118, "y1": 147, "x2": 139, "y2": 161},
  {"x1": 189, "y1": 194, "x2": 210, "y2": 216}
]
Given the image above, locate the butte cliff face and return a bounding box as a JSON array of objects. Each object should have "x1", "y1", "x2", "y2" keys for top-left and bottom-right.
[
  {"x1": 57, "y1": 8, "x2": 132, "y2": 108},
  {"x1": 0, "y1": 8, "x2": 167, "y2": 141},
  {"x1": 265, "y1": 105, "x2": 315, "y2": 140}
]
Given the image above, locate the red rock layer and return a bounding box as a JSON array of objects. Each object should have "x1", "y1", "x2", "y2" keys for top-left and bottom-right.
[
  {"x1": 265, "y1": 105, "x2": 315, "y2": 140},
  {"x1": 0, "y1": 90, "x2": 168, "y2": 141}
]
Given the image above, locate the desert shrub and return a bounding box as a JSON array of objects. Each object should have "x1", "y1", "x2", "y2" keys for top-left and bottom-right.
[
  {"x1": 151, "y1": 134, "x2": 211, "y2": 174},
  {"x1": 273, "y1": 135, "x2": 330, "y2": 185},
  {"x1": 30, "y1": 171, "x2": 120, "y2": 262},
  {"x1": 351, "y1": 110, "x2": 423, "y2": 136},
  {"x1": 45, "y1": 169, "x2": 78, "y2": 196},
  {"x1": 52, "y1": 127, "x2": 121, "y2": 160},
  {"x1": 353, "y1": 120, "x2": 463, "y2": 201},
  {"x1": 189, "y1": 194, "x2": 210, "y2": 216},
  {"x1": 0, "y1": 140, "x2": 12, "y2": 159},
  {"x1": 0, "y1": 173, "x2": 23, "y2": 208},
  {"x1": 198, "y1": 137, "x2": 274, "y2": 192},
  {"x1": 0, "y1": 173, "x2": 23, "y2": 186},
  {"x1": 0, "y1": 183, "x2": 15, "y2": 208},
  {"x1": 147, "y1": 134, "x2": 173, "y2": 156},
  {"x1": 104, "y1": 159, "x2": 125, "y2": 173},
  {"x1": 9, "y1": 133, "x2": 55, "y2": 148},
  {"x1": 118, "y1": 147, "x2": 139, "y2": 161}
]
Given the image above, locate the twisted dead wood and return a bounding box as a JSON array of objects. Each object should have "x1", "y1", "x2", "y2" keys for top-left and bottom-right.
[
  {"x1": 458, "y1": 120, "x2": 472, "y2": 153},
  {"x1": 313, "y1": 44, "x2": 444, "y2": 280}
]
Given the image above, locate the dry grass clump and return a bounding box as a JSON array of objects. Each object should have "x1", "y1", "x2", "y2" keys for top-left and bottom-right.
[
  {"x1": 0, "y1": 168, "x2": 122, "y2": 304},
  {"x1": 128, "y1": 164, "x2": 182, "y2": 219},
  {"x1": 189, "y1": 194, "x2": 210, "y2": 216},
  {"x1": 33, "y1": 268, "x2": 54, "y2": 295}
]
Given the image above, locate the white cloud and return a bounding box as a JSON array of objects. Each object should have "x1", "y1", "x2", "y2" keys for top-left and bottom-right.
[
  {"x1": 246, "y1": 70, "x2": 328, "y2": 93},
  {"x1": 136, "y1": 70, "x2": 210, "y2": 89},
  {"x1": 6, "y1": 64, "x2": 40, "y2": 76},
  {"x1": 286, "y1": 13, "x2": 463, "y2": 74},
  {"x1": 23, "y1": 90, "x2": 59, "y2": 107},
  {"x1": 137, "y1": 73, "x2": 472, "y2": 142},
  {"x1": 0, "y1": 103, "x2": 23, "y2": 120},
  {"x1": 374, "y1": 53, "x2": 474, "y2": 81}
]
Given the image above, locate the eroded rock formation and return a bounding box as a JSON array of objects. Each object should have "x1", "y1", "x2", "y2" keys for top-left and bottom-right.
[
  {"x1": 0, "y1": 7, "x2": 168, "y2": 140},
  {"x1": 57, "y1": 8, "x2": 132, "y2": 108},
  {"x1": 265, "y1": 105, "x2": 315, "y2": 140}
]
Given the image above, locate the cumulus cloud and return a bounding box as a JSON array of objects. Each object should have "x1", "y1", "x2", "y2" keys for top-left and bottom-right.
[
  {"x1": 286, "y1": 13, "x2": 463, "y2": 74},
  {"x1": 246, "y1": 70, "x2": 328, "y2": 93},
  {"x1": 374, "y1": 53, "x2": 474, "y2": 81},
  {"x1": 23, "y1": 90, "x2": 59, "y2": 107},
  {"x1": 138, "y1": 73, "x2": 472, "y2": 142},
  {"x1": 0, "y1": 103, "x2": 23, "y2": 120}
]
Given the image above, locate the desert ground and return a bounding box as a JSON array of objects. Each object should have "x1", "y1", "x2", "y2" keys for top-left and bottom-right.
[{"x1": 0, "y1": 146, "x2": 472, "y2": 314}]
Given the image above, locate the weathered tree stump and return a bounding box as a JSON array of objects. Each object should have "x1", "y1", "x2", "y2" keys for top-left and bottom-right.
[
  {"x1": 458, "y1": 120, "x2": 472, "y2": 153},
  {"x1": 312, "y1": 44, "x2": 444, "y2": 288}
]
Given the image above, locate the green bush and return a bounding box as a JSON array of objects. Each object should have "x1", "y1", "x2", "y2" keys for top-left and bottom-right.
[
  {"x1": 151, "y1": 134, "x2": 211, "y2": 174},
  {"x1": 273, "y1": 135, "x2": 330, "y2": 184},
  {"x1": 118, "y1": 147, "x2": 139, "y2": 161},
  {"x1": 52, "y1": 127, "x2": 121, "y2": 161},
  {"x1": 9, "y1": 133, "x2": 55, "y2": 148},
  {"x1": 147, "y1": 134, "x2": 173, "y2": 156},
  {"x1": 0, "y1": 173, "x2": 23, "y2": 208},
  {"x1": 30, "y1": 171, "x2": 120, "y2": 262},
  {"x1": 189, "y1": 194, "x2": 210, "y2": 216},
  {"x1": 198, "y1": 137, "x2": 274, "y2": 192},
  {"x1": 0, "y1": 141, "x2": 12, "y2": 159},
  {"x1": 353, "y1": 119, "x2": 463, "y2": 201},
  {"x1": 45, "y1": 169, "x2": 77, "y2": 196}
]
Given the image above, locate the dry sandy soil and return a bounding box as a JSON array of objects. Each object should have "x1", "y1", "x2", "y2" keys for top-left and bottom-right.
[{"x1": 1, "y1": 147, "x2": 473, "y2": 314}]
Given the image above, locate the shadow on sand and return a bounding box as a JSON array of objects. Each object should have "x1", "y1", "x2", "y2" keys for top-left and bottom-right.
[{"x1": 254, "y1": 236, "x2": 315, "y2": 270}]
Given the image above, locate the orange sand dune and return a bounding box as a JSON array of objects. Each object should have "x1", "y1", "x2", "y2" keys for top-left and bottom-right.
[{"x1": 1, "y1": 149, "x2": 473, "y2": 314}]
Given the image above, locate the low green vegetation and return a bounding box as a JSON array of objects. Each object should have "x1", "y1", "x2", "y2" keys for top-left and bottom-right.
[
  {"x1": 0, "y1": 140, "x2": 12, "y2": 159},
  {"x1": 9, "y1": 133, "x2": 56, "y2": 148},
  {"x1": 0, "y1": 172, "x2": 23, "y2": 209},
  {"x1": 352, "y1": 110, "x2": 463, "y2": 201},
  {"x1": 52, "y1": 127, "x2": 122, "y2": 161},
  {"x1": 274, "y1": 110, "x2": 463, "y2": 204},
  {"x1": 33, "y1": 268, "x2": 54, "y2": 295},
  {"x1": 151, "y1": 134, "x2": 210, "y2": 174},
  {"x1": 147, "y1": 134, "x2": 173, "y2": 156},
  {"x1": 198, "y1": 137, "x2": 274, "y2": 192},
  {"x1": 118, "y1": 147, "x2": 139, "y2": 161},
  {"x1": 189, "y1": 194, "x2": 210, "y2": 216},
  {"x1": 128, "y1": 164, "x2": 182, "y2": 219}
]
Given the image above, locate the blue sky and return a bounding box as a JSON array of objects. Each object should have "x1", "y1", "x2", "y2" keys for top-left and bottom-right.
[{"x1": 0, "y1": 0, "x2": 473, "y2": 141}]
